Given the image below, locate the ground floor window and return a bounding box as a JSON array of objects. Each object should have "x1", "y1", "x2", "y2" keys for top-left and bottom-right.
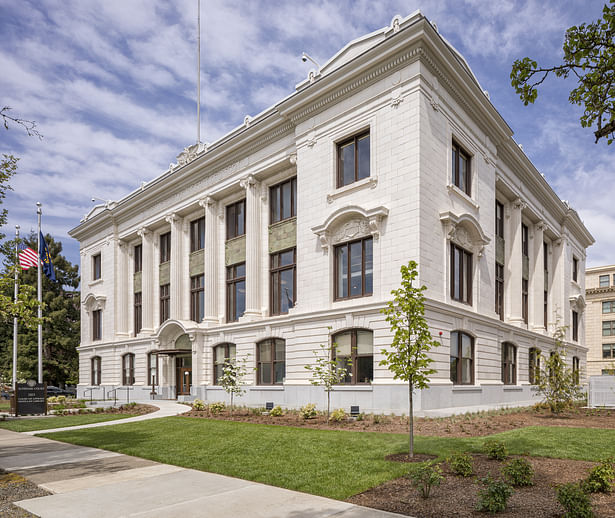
[
  {"x1": 213, "y1": 343, "x2": 236, "y2": 385},
  {"x1": 332, "y1": 329, "x2": 373, "y2": 384},
  {"x1": 450, "y1": 331, "x2": 474, "y2": 384},
  {"x1": 122, "y1": 353, "x2": 135, "y2": 386},
  {"x1": 91, "y1": 356, "x2": 101, "y2": 385},
  {"x1": 257, "y1": 339, "x2": 285, "y2": 385},
  {"x1": 501, "y1": 342, "x2": 516, "y2": 385}
]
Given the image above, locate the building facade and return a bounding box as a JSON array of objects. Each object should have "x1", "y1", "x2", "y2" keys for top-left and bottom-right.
[
  {"x1": 585, "y1": 266, "x2": 615, "y2": 376},
  {"x1": 69, "y1": 12, "x2": 594, "y2": 414}
]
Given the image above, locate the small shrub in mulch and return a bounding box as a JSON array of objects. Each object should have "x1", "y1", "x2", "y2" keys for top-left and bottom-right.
[
  {"x1": 502, "y1": 458, "x2": 534, "y2": 487},
  {"x1": 408, "y1": 462, "x2": 443, "y2": 499},
  {"x1": 448, "y1": 452, "x2": 473, "y2": 477},
  {"x1": 582, "y1": 458, "x2": 615, "y2": 494},
  {"x1": 483, "y1": 439, "x2": 508, "y2": 460},
  {"x1": 476, "y1": 476, "x2": 513, "y2": 513},
  {"x1": 557, "y1": 482, "x2": 594, "y2": 518}
]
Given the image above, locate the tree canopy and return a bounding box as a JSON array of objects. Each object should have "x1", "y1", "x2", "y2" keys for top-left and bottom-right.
[{"x1": 510, "y1": 1, "x2": 615, "y2": 144}]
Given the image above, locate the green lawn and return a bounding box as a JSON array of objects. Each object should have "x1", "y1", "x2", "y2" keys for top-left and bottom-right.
[
  {"x1": 0, "y1": 413, "x2": 138, "y2": 432},
  {"x1": 41, "y1": 417, "x2": 615, "y2": 500}
]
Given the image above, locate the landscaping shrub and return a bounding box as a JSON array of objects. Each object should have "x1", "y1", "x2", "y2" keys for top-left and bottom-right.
[
  {"x1": 47, "y1": 396, "x2": 58, "y2": 404},
  {"x1": 330, "y1": 408, "x2": 347, "y2": 422},
  {"x1": 408, "y1": 461, "x2": 443, "y2": 498},
  {"x1": 581, "y1": 458, "x2": 615, "y2": 494},
  {"x1": 356, "y1": 412, "x2": 365, "y2": 421},
  {"x1": 483, "y1": 439, "x2": 508, "y2": 460},
  {"x1": 269, "y1": 405, "x2": 284, "y2": 417},
  {"x1": 557, "y1": 482, "x2": 594, "y2": 518},
  {"x1": 192, "y1": 399, "x2": 206, "y2": 411},
  {"x1": 476, "y1": 476, "x2": 513, "y2": 513},
  {"x1": 208, "y1": 402, "x2": 226, "y2": 415},
  {"x1": 57, "y1": 395, "x2": 67, "y2": 404},
  {"x1": 448, "y1": 452, "x2": 473, "y2": 477},
  {"x1": 502, "y1": 458, "x2": 534, "y2": 487},
  {"x1": 300, "y1": 403, "x2": 317, "y2": 420}
]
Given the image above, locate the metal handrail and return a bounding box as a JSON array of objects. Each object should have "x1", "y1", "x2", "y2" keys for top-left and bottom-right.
[
  {"x1": 115, "y1": 386, "x2": 132, "y2": 404},
  {"x1": 106, "y1": 388, "x2": 117, "y2": 406}
]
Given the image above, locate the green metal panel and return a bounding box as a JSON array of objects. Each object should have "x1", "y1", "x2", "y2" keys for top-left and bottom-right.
[
  {"x1": 159, "y1": 262, "x2": 170, "y2": 285},
  {"x1": 133, "y1": 271, "x2": 142, "y2": 293},
  {"x1": 269, "y1": 218, "x2": 297, "y2": 254},
  {"x1": 190, "y1": 249, "x2": 205, "y2": 276},
  {"x1": 225, "y1": 235, "x2": 246, "y2": 266}
]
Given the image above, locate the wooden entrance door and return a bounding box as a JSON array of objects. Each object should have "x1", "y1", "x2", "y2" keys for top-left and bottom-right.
[{"x1": 176, "y1": 355, "x2": 192, "y2": 396}]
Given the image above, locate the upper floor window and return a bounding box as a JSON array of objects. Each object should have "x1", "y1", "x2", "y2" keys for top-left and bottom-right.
[
  {"x1": 257, "y1": 338, "x2": 285, "y2": 385},
  {"x1": 452, "y1": 141, "x2": 471, "y2": 196},
  {"x1": 213, "y1": 343, "x2": 236, "y2": 385},
  {"x1": 160, "y1": 284, "x2": 170, "y2": 324},
  {"x1": 572, "y1": 310, "x2": 579, "y2": 341},
  {"x1": 134, "y1": 244, "x2": 142, "y2": 273},
  {"x1": 572, "y1": 257, "x2": 579, "y2": 282},
  {"x1": 602, "y1": 320, "x2": 615, "y2": 336},
  {"x1": 160, "y1": 232, "x2": 171, "y2": 263},
  {"x1": 190, "y1": 275, "x2": 204, "y2": 322},
  {"x1": 572, "y1": 356, "x2": 580, "y2": 385},
  {"x1": 450, "y1": 331, "x2": 474, "y2": 385},
  {"x1": 122, "y1": 353, "x2": 135, "y2": 386},
  {"x1": 604, "y1": 301, "x2": 615, "y2": 314},
  {"x1": 226, "y1": 263, "x2": 245, "y2": 322},
  {"x1": 521, "y1": 224, "x2": 529, "y2": 258},
  {"x1": 335, "y1": 237, "x2": 373, "y2": 300},
  {"x1": 603, "y1": 343, "x2": 615, "y2": 359},
  {"x1": 271, "y1": 249, "x2": 295, "y2": 315},
  {"x1": 92, "y1": 253, "x2": 101, "y2": 280},
  {"x1": 92, "y1": 309, "x2": 102, "y2": 341},
  {"x1": 495, "y1": 200, "x2": 504, "y2": 239},
  {"x1": 543, "y1": 242, "x2": 549, "y2": 273},
  {"x1": 529, "y1": 347, "x2": 541, "y2": 385},
  {"x1": 148, "y1": 352, "x2": 158, "y2": 386},
  {"x1": 337, "y1": 131, "x2": 370, "y2": 188},
  {"x1": 599, "y1": 274, "x2": 610, "y2": 287},
  {"x1": 134, "y1": 292, "x2": 142, "y2": 334},
  {"x1": 451, "y1": 243, "x2": 472, "y2": 304},
  {"x1": 190, "y1": 217, "x2": 205, "y2": 252},
  {"x1": 332, "y1": 329, "x2": 373, "y2": 384},
  {"x1": 501, "y1": 342, "x2": 516, "y2": 385},
  {"x1": 270, "y1": 177, "x2": 297, "y2": 224},
  {"x1": 226, "y1": 200, "x2": 246, "y2": 240},
  {"x1": 91, "y1": 356, "x2": 101, "y2": 386},
  {"x1": 495, "y1": 263, "x2": 504, "y2": 321}
]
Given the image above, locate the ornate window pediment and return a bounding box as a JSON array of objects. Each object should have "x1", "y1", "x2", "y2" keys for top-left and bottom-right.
[
  {"x1": 569, "y1": 294, "x2": 586, "y2": 313},
  {"x1": 440, "y1": 211, "x2": 490, "y2": 257},
  {"x1": 82, "y1": 293, "x2": 106, "y2": 312},
  {"x1": 311, "y1": 205, "x2": 389, "y2": 252}
]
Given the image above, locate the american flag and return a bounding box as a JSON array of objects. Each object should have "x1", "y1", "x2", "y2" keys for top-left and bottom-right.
[{"x1": 18, "y1": 243, "x2": 39, "y2": 270}]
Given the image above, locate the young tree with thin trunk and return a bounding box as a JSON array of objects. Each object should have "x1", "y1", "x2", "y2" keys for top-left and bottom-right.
[
  {"x1": 219, "y1": 355, "x2": 250, "y2": 416},
  {"x1": 380, "y1": 261, "x2": 440, "y2": 457}
]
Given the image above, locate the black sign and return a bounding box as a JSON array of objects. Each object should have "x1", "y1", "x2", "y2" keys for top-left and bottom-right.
[{"x1": 15, "y1": 381, "x2": 47, "y2": 416}]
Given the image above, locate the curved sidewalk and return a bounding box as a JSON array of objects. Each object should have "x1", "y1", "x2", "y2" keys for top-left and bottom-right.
[{"x1": 24, "y1": 399, "x2": 191, "y2": 435}]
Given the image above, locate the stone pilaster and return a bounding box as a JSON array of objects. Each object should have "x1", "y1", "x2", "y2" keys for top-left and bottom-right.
[
  {"x1": 201, "y1": 196, "x2": 218, "y2": 324},
  {"x1": 116, "y1": 239, "x2": 129, "y2": 337},
  {"x1": 181, "y1": 218, "x2": 191, "y2": 321},
  {"x1": 138, "y1": 228, "x2": 154, "y2": 333},
  {"x1": 166, "y1": 214, "x2": 184, "y2": 321},
  {"x1": 240, "y1": 174, "x2": 262, "y2": 320},
  {"x1": 531, "y1": 222, "x2": 546, "y2": 331},
  {"x1": 506, "y1": 198, "x2": 525, "y2": 325}
]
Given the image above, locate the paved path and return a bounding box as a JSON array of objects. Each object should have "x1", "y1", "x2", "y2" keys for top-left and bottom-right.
[{"x1": 0, "y1": 404, "x2": 409, "y2": 518}]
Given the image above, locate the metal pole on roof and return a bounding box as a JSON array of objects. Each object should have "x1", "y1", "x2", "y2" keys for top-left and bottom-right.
[{"x1": 197, "y1": 0, "x2": 201, "y2": 144}]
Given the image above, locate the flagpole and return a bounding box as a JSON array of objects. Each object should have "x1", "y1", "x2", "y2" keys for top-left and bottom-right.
[
  {"x1": 37, "y1": 202, "x2": 42, "y2": 384},
  {"x1": 12, "y1": 225, "x2": 20, "y2": 391},
  {"x1": 197, "y1": 0, "x2": 201, "y2": 144}
]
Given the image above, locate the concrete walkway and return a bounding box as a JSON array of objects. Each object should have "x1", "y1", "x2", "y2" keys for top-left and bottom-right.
[{"x1": 0, "y1": 407, "x2": 408, "y2": 518}]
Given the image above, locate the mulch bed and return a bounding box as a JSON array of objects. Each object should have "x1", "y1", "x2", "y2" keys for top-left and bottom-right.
[{"x1": 348, "y1": 454, "x2": 615, "y2": 517}]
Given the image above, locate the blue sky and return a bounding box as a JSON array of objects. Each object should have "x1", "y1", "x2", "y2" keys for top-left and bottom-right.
[{"x1": 0, "y1": 0, "x2": 612, "y2": 270}]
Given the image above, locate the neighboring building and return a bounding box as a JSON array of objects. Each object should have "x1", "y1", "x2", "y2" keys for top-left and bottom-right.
[
  {"x1": 585, "y1": 266, "x2": 615, "y2": 376},
  {"x1": 69, "y1": 12, "x2": 594, "y2": 413}
]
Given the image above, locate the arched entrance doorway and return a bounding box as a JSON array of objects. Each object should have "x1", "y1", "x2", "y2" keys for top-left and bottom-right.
[
  {"x1": 174, "y1": 334, "x2": 192, "y2": 396},
  {"x1": 152, "y1": 322, "x2": 194, "y2": 399}
]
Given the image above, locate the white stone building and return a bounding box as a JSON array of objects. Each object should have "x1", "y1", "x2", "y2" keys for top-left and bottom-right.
[{"x1": 69, "y1": 12, "x2": 594, "y2": 413}]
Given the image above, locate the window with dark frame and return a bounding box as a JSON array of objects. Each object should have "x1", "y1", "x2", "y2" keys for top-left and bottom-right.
[
  {"x1": 270, "y1": 177, "x2": 297, "y2": 224},
  {"x1": 522, "y1": 224, "x2": 529, "y2": 323},
  {"x1": 160, "y1": 232, "x2": 171, "y2": 263},
  {"x1": 603, "y1": 344, "x2": 615, "y2": 359},
  {"x1": 226, "y1": 263, "x2": 246, "y2": 322},
  {"x1": 529, "y1": 347, "x2": 541, "y2": 385},
  {"x1": 495, "y1": 200, "x2": 504, "y2": 320},
  {"x1": 452, "y1": 141, "x2": 471, "y2": 195},
  {"x1": 190, "y1": 275, "x2": 204, "y2": 322},
  {"x1": 122, "y1": 353, "x2": 135, "y2": 386},
  {"x1": 603, "y1": 321, "x2": 615, "y2": 336},
  {"x1": 572, "y1": 356, "x2": 580, "y2": 385},
  {"x1": 92, "y1": 309, "x2": 102, "y2": 341},
  {"x1": 190, "y1": 217, "x2": 205, "y2": 252},
  {"x1": 501, "y1": 342, "x2": 516, "y2": 385},
  {"x1": 544, "y1": 241, "x2": 549, "y2": 328},
  {"x1": 332, "y1": 329, "x2": 373, "y2": 384},
  {"x1": 521, "y1": 224, "x2": 529, "y2": 257},
  {"x1": 599, "y1": 274, "x2": 610, "y2": 287},
  {"x1": 451, "y1": 243, "x2": 472, "y2": 304},
  {"x1": 92, "y1": 253, "x2": 101, "y2": 281},
  {"x1": 134, "y1": 292, "x2": 142, "y2": 334},
  {"x1": 213, "y1": 343, "x2": 236, "y2": 385},
  {"x1": 270, "y1": 249, "x2": 295, "y2": 315},
  {"x1": 572, "y1": 310, "x2": 579, "y2": 341},
  {"x1": 256, "y1": 338, "x2": 285, "y2": 385},
  {"x1": 337, "y1": 131, "x2": 370, "y2": 188},
  {"x1": 495, "y1": 200, "x2": 504, "y2": 239},
  {"x1": 91, "y1": 356, "x2": 101, "y2": 385},
  {"x1": 159, "y1": 284, "x2": 170, "y2": 324},
  {"x1": 335, "y1": 237, "x2": 373, "y2": 300},
  {"x1": 226, "y1": 200, "x2": 246, "y2": 240},
  {"x1": 522, "y1": 279, "x2": 529, "y2": 324},
  {"x1": 603, "y1": 301, "x2": 615, "y2": 313},
  {"x1": 134, "y1": 244, "x2": 142, "y2": 273},
  {"x1": 450, "y1": 331, "x2": 474, "y2": 385},
  {"x1": 148, "y1": 352, "x2": 158, "y2": 386},
  {"x1": 573, "y1": 257, "x2": 579, "y2": 282}
]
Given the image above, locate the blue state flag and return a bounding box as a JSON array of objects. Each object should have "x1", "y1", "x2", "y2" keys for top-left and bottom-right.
[{"x1": 39, "y1": 232, "x2": 56, "y2": 281}]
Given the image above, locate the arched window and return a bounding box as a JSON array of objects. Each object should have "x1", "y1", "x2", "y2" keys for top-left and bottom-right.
[
  {"x1": 529, "y1": 348, "x2": 541, "y2": 385},
  {"x1": 332, "y1": 329, "x2": 373, "y2": 384},
  {"x1": 257, "y1": 339, "x2": 285, "y2": 385},
  {"x1": 91, "y1": 356, "x2": 101, "y2": 386},
  {"x1": 213, "y1": 343, "x2": 236, "y2": 385},
  {"x1": 572, "y1": 356, "x2": 580, "y2": 385},
  {"x1": 122, "y1": 353, "x2": 135, "y2": 386},
  {"x1": 501, "y1": 342, "x2": 516, "y2": 385},
  {"x1": 450, "y1": 331, "x2": 474, "y2": 385}
]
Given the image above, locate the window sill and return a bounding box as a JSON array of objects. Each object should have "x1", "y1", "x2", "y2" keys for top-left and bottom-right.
[
  {"x1": 88, "y1": 278, "x2": 103, "y2": 288},
  {"x1": 269, "y1": 216, "x2": 297, "y2": 229},
  {"x1": 327, "y1": 176, "x2": 378, "y2": 204},
  {"x1": 447, "y1": 184, "x2": 479, "y2": 210},
  {"x1": 451, "y1": 386, "x2": 482, "y2": 393}
]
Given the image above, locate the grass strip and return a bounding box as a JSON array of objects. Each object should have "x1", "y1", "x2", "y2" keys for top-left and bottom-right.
[{"x1": 0, "y1": 413, "x2": 138, "y2": 432}]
